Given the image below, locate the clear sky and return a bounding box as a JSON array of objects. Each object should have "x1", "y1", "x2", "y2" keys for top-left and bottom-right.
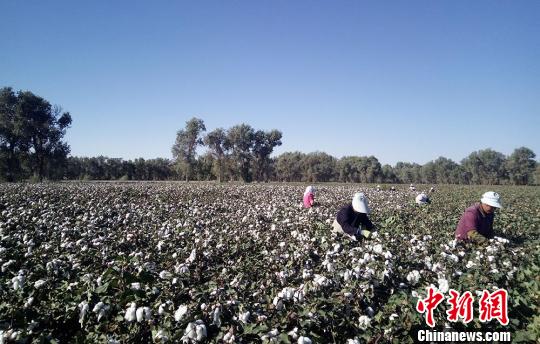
[{"x1": 1, "y1": 1, "x2": 539, "y2": 165}]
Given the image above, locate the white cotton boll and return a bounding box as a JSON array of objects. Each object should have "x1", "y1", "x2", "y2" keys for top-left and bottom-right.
[
  {"x1": 124, "y1": 303, "x2": 137, "y2": 322},
  {"x1": 495, "y1": 236, "x2": 509, "y2": 244},
  {"x1": 358, "y1": 315, "x2": 371, "y2": 330},
  {"x1": 283, "y1": 287, "x2": 295, "y2": 300},
  {"x1": 406, "y1": 270, "x2": 420, "y2": 285},
  {"x1": 34, "y1": 279, "x2": 46, "y2": 289},
  {"x1": 223, "y1": 331, "x2": 235, "y2": 343},
  {"x1": 389, "y1": 313, "x2": 398, "y2": 321},
  {"x1": 294, "y1": 289, "x2": 304, "y2": 303},
  {"x1": 97, "y1": 305, "x2": 109, "y2": 322},
  {"x1": 438, "y1": 279, "x2": 449, "y2": 293},
  {"x1": 78, "y1": 301, "x2": 89, "y2": 327},
  {"x1": 187, "y1": 249, "x2": 196, "y2": 264},
  {"x1": 273, "y1": 296, "x2": 283, "y2": 311},
  {"x1": 143, "y1": 307, "x2": 152, "y2": 320},
  {"x1": 466, "y1": 261, "x2": 476, "y2": 269},
  {"x1": 268, "y1": 329, "x2": 279, "y2": 337},
  {"x1": 130, "y1": 282, "x2": 141, "y2": 290},
  {"x1": 154, "y1": 329, "x2": 168, "y2": 342},
  {"x1": 298, "y1": 336, "x2": 312, "y2": 344},
  {"x1": 136, "y1": 307, "x2": 145, "y2": 322},
  {"x1": 24, "y1": 297, "x2": 34, "y2": 308},
  {"x1": 240, "y1": 311, "x2": 250, "y2": 324},
  {"x1": 302, "y1": 269, "x2": 312, "y2": 280},
  {"x1": 411, "y1": 291, "x2": 419, "y2": 298},
  {"x1": 92, "y1": 302, "x2": 104, "y2": 313},
  {"x1": 212, "y1": 306, "x2": 221, "y2": 327},
  {"x1": 183, "y1": 322, "x2": 197, "y2": 341},
  {"x1": 487, "y1": 256, "x2": 494, "y2": 262},
  {"x1": 372, "y1": 244, "x2": 383, "y2": 254},
  {"x1": 11, "y1": 274, "x2": 25, "y2": 290},
  {"x1": 366, "y1": 307, "x2": 374, "y2": 317},
  {"x1": 195, "y1": 320, "x2": 207, "y2": 341},
  {"x1": 288, "y1": 327, "x2": 299, "y2": 340},
  {"x1": 159, "y1": 270, "x2": 172, "y2": 280},
  {"x1": 448, "y1": 254, "x2": 459, "y2": 263},
  {"x1": 384, "y1": 251, "x2": 393, "y2": 259},
  {"x1": 175, "y1": 305, "x2": 188, "y2": 321},
  {"x1": 347, "y1": 339, "x2": 361, "y2": 344}
]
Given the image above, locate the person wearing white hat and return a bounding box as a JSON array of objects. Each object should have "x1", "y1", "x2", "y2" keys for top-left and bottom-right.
[
  {"x1": 455, "y1": 191, "x2": 502, "y2": 242},
  {"x1": 415, "y1": 193, "x2": 430, "y2": 205},
  {"x1": 303, "y1": 186, "x2": 315, "y2": 208},
  {"x1": 409, "y1": 184, "x2": 416, "y2": 191},
  {"x1": 332, "y1": 193, "x2": 374, "y2": 240}
]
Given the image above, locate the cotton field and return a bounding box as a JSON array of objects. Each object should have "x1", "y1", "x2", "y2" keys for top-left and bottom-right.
[{"x1": 0, "y1": 182, "x2": 538, "y2": 343}]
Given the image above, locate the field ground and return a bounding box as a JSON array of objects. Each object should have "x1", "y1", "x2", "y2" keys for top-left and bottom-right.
[{"x1": 0, "y1": 182, "x2": 539, "y2": 343}]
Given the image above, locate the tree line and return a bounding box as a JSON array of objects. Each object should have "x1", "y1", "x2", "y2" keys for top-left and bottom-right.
[
  {"x1": 1, "y1": 89, "x2": 538, "y2": 185},
  {"x1": 0, "y1": 87, "x2": 72, "y2": 182}
]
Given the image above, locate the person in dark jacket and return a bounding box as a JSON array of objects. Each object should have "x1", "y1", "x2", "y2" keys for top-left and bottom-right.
[{"x1": 333, "y1": 193, "x2": 374, "y2": 240}]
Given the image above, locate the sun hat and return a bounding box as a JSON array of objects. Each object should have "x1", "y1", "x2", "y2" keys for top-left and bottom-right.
[
  {"x1": 352, "y1": 193, "x2": 370, "y2": 214},
  {"x1": 304, "y1": 186, "x2": 315, "y2": 195},
  {"x1": 481, "y1": 191, "x2": 502, "y2": 208},
  {"x1": 415, "y1": 193, "x2": 429, "y2": 205}
]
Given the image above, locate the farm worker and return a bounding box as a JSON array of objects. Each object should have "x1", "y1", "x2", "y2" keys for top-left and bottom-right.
[
  {"x1": 376, "y1": 185, "x2": 381, "y2": 192},
  {"x1": 429, "y1": 186, "x2": 435, "y2": 193},
  {"x1": 415, "y1": 193, "x2": 430, "y2": 205},
  {"x1": 333, "y1": 193, "x2": 374, "y2": 240},
  {"x1": 455, "y1": 191, "x2": 502, "y2": 243},
  {"x1": 303, "y1": 186, "x2": 315, "y2": 208},
  {"x1": 409, "y1": 184, "x2": 416, "y2": 191}
]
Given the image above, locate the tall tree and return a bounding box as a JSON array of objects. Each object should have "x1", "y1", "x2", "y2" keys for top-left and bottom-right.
[
  {"x1": 0, "y1": 87, "x2": 22, "y2": 181},
  {"x1": 172, "y1": 117, "x2": 206, "y2": 181},
  {"x1": 0, "y1": 88, "x2": 72, "y2": 181},
  {"x1": 203, "y1": 128, "x2": 228, "y2": 182},
  {"x1": 461, "y1": 149, "x2": 507, "y2": 185},
  {"x1": 252, "y1": 129, "x2": 282, "y2": 182},
  {"x1": 275, "y1": 152, "x2": 306, "y2": 182},
  {"x1": 506, "y1": 147, "x2": 536, "y2": 185},
  {"x1": 226, "y1": 124, "x2": 255, "y2": 182},
  {"x1": 303, "y1": 152, "x2": 336, "y2": 182}
]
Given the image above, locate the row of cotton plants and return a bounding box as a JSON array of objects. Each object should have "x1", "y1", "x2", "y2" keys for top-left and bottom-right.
[{"x1": 0, "y1": 182, "x2": 538, "y2": 343}]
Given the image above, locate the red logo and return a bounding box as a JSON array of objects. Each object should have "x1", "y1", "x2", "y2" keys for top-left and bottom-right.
[
  {"x1": 446, "y1": 289, "x2": 474, "y2": 323},
  {"x1": 479, "y1": 289, "x2": 509, "y2": 325},
  {"x1": 416, "y1": 286, "x2": 445, "y2": 327},
  {"x1": 416, "y1": 287, "x2": 509, "y2": 327}
]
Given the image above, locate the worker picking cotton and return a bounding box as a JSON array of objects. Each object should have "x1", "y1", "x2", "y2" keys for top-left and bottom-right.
[
  {"x1": 455, "y1": 191, "x2": 502, "y2": 243},
  {"x1": 415, "y1": 193, "x2": 430, "y2": 205},
  {"x1": 303, "y1": 186, "x2": 315, "y2": 208},
  {"x1": 333, "y1": 193, "x2": 374, "y2": 240}
]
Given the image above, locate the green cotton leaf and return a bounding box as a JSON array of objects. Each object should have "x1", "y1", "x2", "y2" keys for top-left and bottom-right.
[
  {"x1": 279, "y1": 333, "x2": 291, "y2": 343},
  {"x1": 95, "y1": 282, "x2": 110, "y2": 294}
]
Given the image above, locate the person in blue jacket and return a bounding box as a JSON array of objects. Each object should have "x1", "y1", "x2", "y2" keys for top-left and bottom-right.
[{"x1": 332, "y1": 193, "x2": 374, "y2": 240}]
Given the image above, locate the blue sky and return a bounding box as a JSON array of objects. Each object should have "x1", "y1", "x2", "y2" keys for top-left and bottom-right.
[{"x1": 1, "y1": 1, "x2": 539, "y2": 165}]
